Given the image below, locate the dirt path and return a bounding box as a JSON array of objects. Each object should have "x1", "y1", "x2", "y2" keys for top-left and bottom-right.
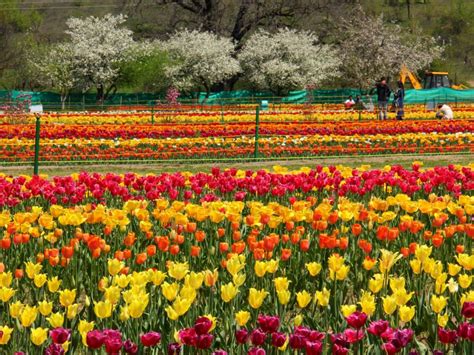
[{"x1": 1, "y1": 153, "x2": 472, "y2": 176}]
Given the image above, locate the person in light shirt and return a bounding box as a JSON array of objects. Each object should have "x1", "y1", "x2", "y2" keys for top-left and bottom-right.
[
  {"x1": 436, "y1": 104, "x2": 454, "y2": 119},
  {"x1": 344, "y1": 95, "x2": 355, "y2": 109}
]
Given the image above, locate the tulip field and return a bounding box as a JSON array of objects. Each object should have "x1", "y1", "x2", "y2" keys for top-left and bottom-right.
[
  {"x1": 0, "y1": 107, "x2": 473, "y2": 163},
  {"x1": 0, "y1": 162, "x2": 473, "y2": 354},
  {"x1": 0, "y1": 105, "x2": 473, "y2": 354}
]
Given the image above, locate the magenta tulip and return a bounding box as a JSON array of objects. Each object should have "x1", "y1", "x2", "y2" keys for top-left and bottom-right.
[
  {"x1": 461, "y1": 302, "x2": 474, "y2": 318},
  {"x1": 86, "y1": 330, "x2": 105, "y2": 349},
  {"x1": 345, "y1": 311, "x2": 368, "y2": 329},
  {"x1": 50, "y1": 328, "x2": 70, "y2": 344},
  {"x1": 140, "y1": 331, "x2": 161, "y2": 347}
]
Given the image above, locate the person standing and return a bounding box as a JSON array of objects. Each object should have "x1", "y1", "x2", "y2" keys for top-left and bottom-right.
[
  {"x1": 394, "y1": 80, "x2": 405, "y2": 120},
  {"x1": 372, "y1": 78, "x2": 391, "y2": 120}
]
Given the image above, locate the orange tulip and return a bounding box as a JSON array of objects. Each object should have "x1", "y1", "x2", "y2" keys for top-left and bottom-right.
[
  {"x1": 387, "y1": 228, "x2": 399, "y2": 241},
  {"x1": 231, "y1": 241, "x2": 245, "y2": 254},
  {"x1": 338, "y1": 237, "x2": 349, "y2": 250},
  {"x1": 219, "y1": 242, "x2": 229, "y2": 253},
  {"x1": 190, "y1": 245, "x2": 201, "y2": 257},
  {"x1": 61, "y1": 246, "x2": 74, "y2": 259},
  {"x1": 263, "y1": 236, "x2": 275, "y2": 251},
  {"x1": 146, "y1": 245, "x2": 157, "y2": 257},
  {"x1": 358, "y1": 209, "x2": 369, "y2": 221},
  {"x1": 186, "y1": 222, "x2": 197, "y2": 233},
  {"x1": 36, "y1": 253, "x2": 44, "y2": 263},
  {"x1": 253, "y1": 248, "x2": 265, "y2": 260},
  {"x1": 195, "y1": 230, "x2": 206, "y2": 242},
  {"x1": 232, "y1": 231, "x2": 241, "y2": 241},
  {"x1": 123, "y1": 249, "x2": 132, "y2": 259},
  {"x1": 328, "y1": 212, "x2": 338, "y2": 224},
  {"x1": 400, "y1": 247, "x2": 410, "y2": 258},
  {"x1": 280, "y1": 248, "x2": 292, "y2": 261},
  {"x1": 175, "y1": 234, "x2": 185, "y2": 245},
  {"x1": 217, "y1": 228, "x2": 226, "y2": 237},
  {"x1": 245, "y1": 215, "x2": 254, "y2": 226},
  {"x1": 170, "y1": 244, "x2": 180, "y2": 255},
  {"x1": 432, "y1": 234, "x2": 444, "y2": 248},
  {"x1": 290, "y1": 233, "x2": 300, "y2": 244},
  {"x1": 423, "y1": 231, "x2": 433, "y2": 241},
  {"x1": 358, "y1": 239, "x2": 372, "y2": 254},
  {"x1": 49, "y1": 256, "x2": 60, "y2": 266},
  {"x1": 114, "y1": 251, "x2": 124, "y2": 261},
  {"x1": 123, "y1": 232, "x2": 137, "y2": 247},
  {"x1": 300, "y1": 239, "x2": 310, "y2": 252},
  {"x1": 136, "y1": 253, "x2": 147, "y2": 264},
  {"x1": 92, "y1": 248, "x2": 101, "y2": 259},
  {"x1": 376, "y1": 226, "x2": 389, "y2": 241},
  {"x1": 351, "y1": 223, "x2": 362, "y2": 236}
]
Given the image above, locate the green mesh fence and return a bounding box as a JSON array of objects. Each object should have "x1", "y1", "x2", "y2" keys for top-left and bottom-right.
[{"x1": 0, "y1": 88, "x2": 473, "y2": 110}]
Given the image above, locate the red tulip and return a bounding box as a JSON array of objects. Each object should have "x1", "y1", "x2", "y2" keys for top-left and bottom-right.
[
  {"x1": 345, "y1": 311, "x2": 367, "y2": 329},
  {"x1": 194, "y1": 316, "x2": 212, "y2": 335},
  {"x1": 86, "y1": 330, "x2": 105, "y2": 349},
  {"x1": 140, "y1": 331, "x2": 161, "y2": 347},
  {"x1": 438, "y1": 327, "x2": 458, "y2": 344},
  {"x1": 461, "y1": 301, "x2": 474, "y2": 318},
  {"x1": 50, "y1": 328, "x2": 70, "y2": 344}
]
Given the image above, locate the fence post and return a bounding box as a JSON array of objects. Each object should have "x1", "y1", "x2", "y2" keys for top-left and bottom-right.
[
  {"x1": 220, "y1": 100, "x2": 224, "y2": 124},
  {"x1": 33, "y1": 113, "x2": 41, "y2": 175},
  {"x1": 151, "y1": 104, "x2": 155, "y2": 124},
  {"x1": 254, "y1": 106, "x2": 260, "y2": 159}
]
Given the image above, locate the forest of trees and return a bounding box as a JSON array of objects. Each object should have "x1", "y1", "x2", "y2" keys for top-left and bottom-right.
[{"x1": 0, "y1": 0, "x2": 473, "y2": 96}]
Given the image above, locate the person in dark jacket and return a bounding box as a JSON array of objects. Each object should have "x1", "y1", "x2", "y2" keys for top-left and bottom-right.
[
  {"x1": 394, "y1": 80, "x2": 405, "y2": 120},
  {"x1": 372, "y1": 77, "x2": 391, "y2": 120}
]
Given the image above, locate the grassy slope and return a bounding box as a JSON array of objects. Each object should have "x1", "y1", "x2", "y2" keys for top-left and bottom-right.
[{"x1": 1, "y1": 153, "x2": 472, "y2": 177}]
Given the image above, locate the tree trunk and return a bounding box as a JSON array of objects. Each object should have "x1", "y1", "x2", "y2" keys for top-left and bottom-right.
[
  {"x1": 96, "y1": 84, "x2": 104, "y2": 104},
  {"x1": 61, "y1": 91, "x2": 68, "y2": 111},
  {"x1": 104, "y1": 84, "x2": 117, "y2": 102}
]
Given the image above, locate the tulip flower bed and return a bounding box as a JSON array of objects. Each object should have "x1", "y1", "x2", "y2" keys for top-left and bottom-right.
[
  {"x1": 0, "y1": 164, "x2": 473, "y2": 354},
  {"x1": 0, "y1": 119, "x2": 473, "y2": 162},
  {"x1": 1, "y1": 107, "x2": 474, "y2": 125}
]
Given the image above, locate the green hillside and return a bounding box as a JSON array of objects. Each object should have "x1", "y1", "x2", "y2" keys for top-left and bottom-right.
[{"x1": 1, "y1": 0, "x2": 473, "y2": 90}]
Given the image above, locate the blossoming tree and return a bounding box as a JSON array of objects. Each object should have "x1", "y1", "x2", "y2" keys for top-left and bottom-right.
[
  {"x1": 163, "y1": 29, "x2": 240, "y2": 100},
  {"x1": 336, "y1": 7, "x2": 443, "y2": 89},
  {"x1": 238, "y1": 28, "x2": 341, "y2": 96},
  {"x1": 64, "y1": 14, "x2": 150, "y2": 103},
  {"x1": 30, "y1": 43, "x2": 76, "y2": 110}
]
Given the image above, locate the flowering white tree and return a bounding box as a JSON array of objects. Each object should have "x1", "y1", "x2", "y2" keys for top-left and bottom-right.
[
  {"x1": 64, "y1": 14, "x2": 150, "y2": 102},
  {"x1": 337, "y1": 8, "x2": 443, "y2": 89},
  {"x1": 163, "y1": 30, "x2": 240, "y2": 98},
  {"x1": 30, "y1": 43, "x2": 76, "y2": 109},
  {"x1": 238, "y1": 28, "x2": 341, "y2": 95}
]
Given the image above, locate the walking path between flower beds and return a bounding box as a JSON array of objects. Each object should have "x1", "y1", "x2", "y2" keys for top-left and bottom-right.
[{"x1": 1, "y1": 153, "x2": 472, "y2": 176}]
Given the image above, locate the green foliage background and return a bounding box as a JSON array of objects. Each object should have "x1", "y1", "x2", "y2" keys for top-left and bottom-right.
[{"x1": 0, "y1": 0, "x2": 472, "y2": 92}]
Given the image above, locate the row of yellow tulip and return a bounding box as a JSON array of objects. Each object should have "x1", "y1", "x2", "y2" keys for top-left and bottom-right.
[{"x1": 1, "y1": 109, "x2": 472, "y2": 124}]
